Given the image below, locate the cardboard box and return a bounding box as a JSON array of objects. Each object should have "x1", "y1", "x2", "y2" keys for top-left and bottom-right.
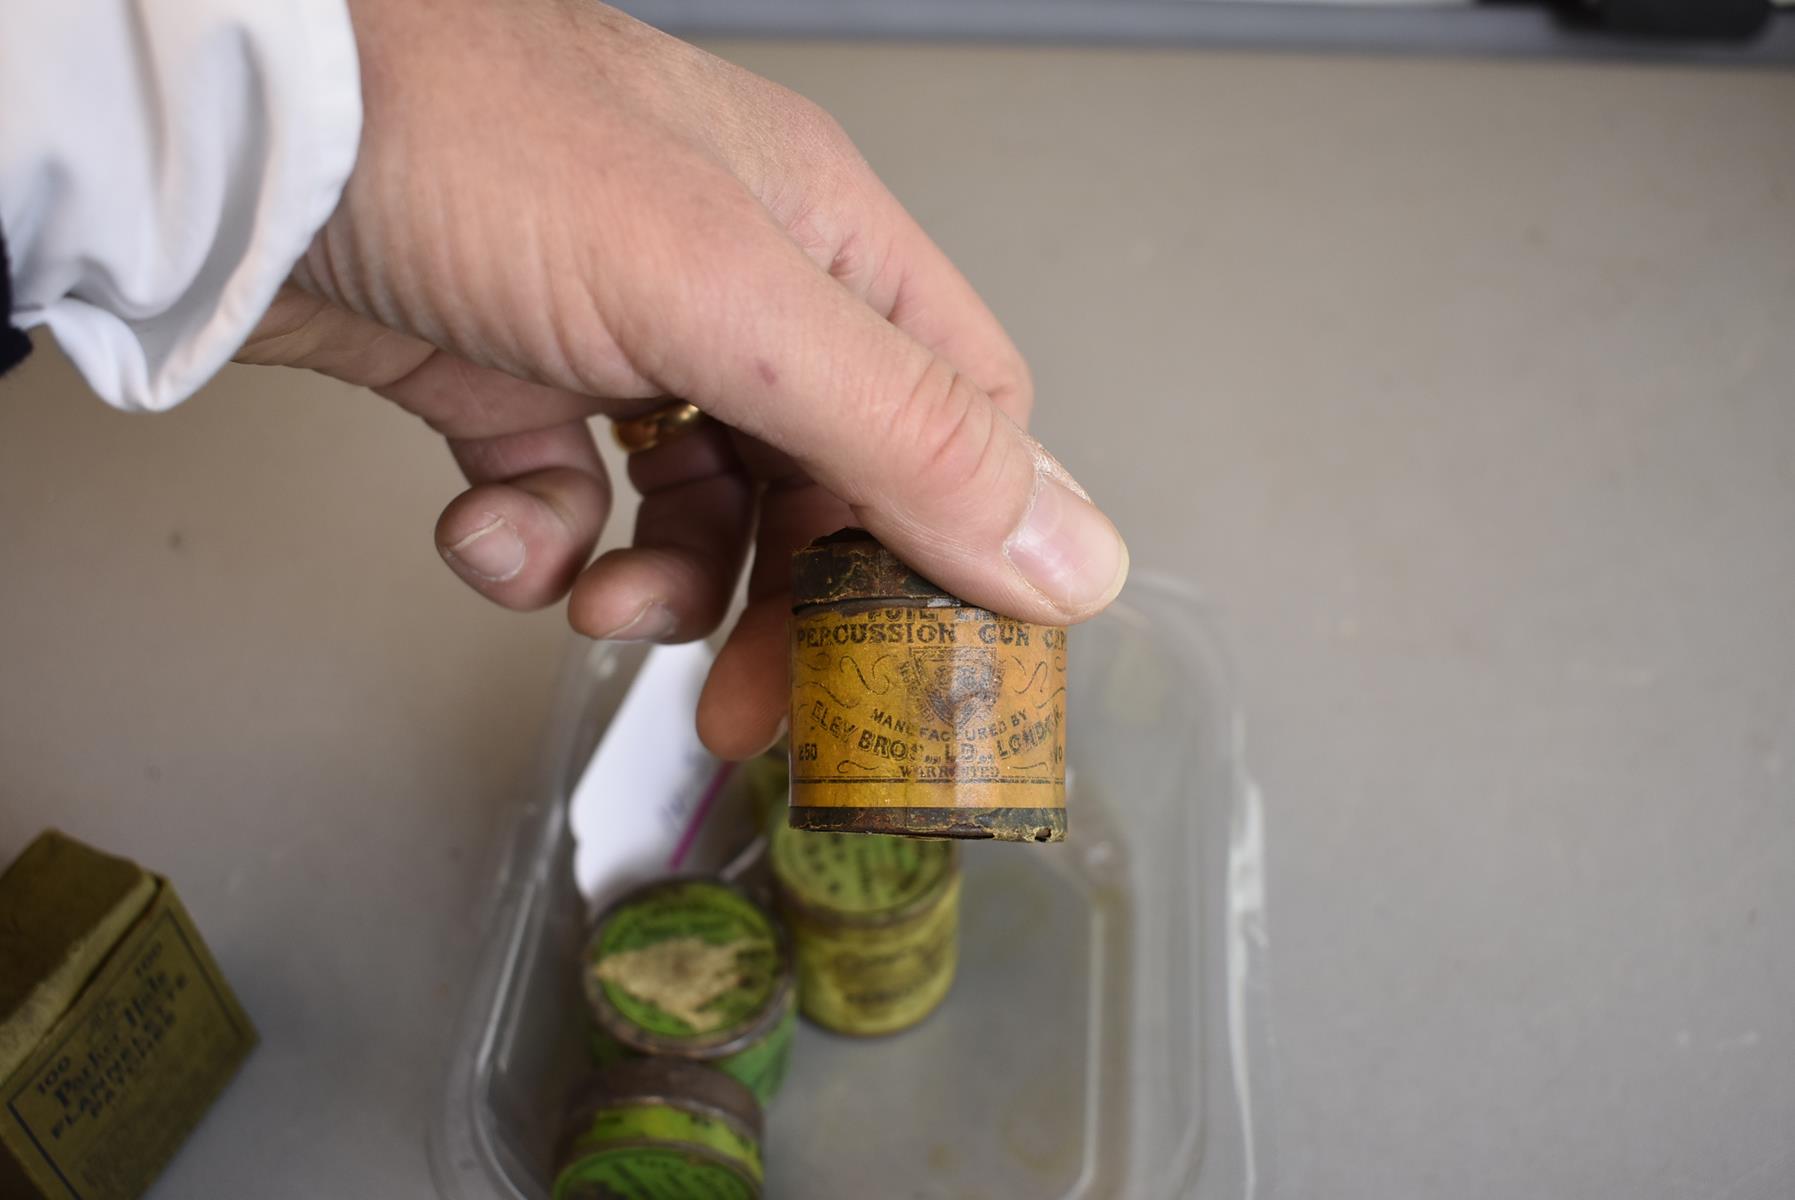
[{"x1": 0, "y1": 831, "x2": 256, "y2": 1200}]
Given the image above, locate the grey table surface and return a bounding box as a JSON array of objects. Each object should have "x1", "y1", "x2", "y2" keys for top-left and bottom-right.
[{"x1": 3, "y1": 41, "x2": 1792, "y2": 1200}]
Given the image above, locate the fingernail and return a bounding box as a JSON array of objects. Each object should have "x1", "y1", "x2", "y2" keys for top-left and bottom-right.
[
  {"x1": 1005, "y1": 477, "x2": 1130, "y2": 615},
  {"x1": 441, "y1": 516, "x2": 525, "y2": 583},
  {"x1": 594, "y1": 600, "x2": 678, "y2": 642}
]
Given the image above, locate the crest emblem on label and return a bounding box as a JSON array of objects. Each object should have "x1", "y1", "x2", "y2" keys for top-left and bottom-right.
[{"x1": 903, "y1": 646, "x2": 1000, "y2": 727}]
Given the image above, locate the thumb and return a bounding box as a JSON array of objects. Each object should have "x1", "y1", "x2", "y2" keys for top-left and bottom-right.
[{"x1": 635, "y1": 202, "x2": 1130, "y2": 624}]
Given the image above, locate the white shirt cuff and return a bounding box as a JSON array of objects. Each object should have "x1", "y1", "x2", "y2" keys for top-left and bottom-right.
[{"x1": 0, "y1": 0, "x2": 362, "y2": 411}]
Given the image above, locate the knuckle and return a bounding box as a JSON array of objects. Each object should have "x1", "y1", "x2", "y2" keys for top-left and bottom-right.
[
  {"x1": 784, "y1": 92, "x2": 855, "y2": 158},
  {"x1": 774, "y1": 91, "x2": 865, "y2": 189},
  {"x1": 898, "y1": 359, "x2": 1003, "y2": 501}
]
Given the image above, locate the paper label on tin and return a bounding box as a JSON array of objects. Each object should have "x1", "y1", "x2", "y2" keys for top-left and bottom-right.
[
  {"x1": 563, "y1": 1102, "x2": 762, "y2": 1187},
  {"x1": 557, "y1": 1148, "x2": 758, "y2": 1200},
  {"x1": 789, "y1": 607, "x2": 1067, "y2": 808},
  {"x1": 714, "y1": 997, "x2": 793, "y2": 1104}
]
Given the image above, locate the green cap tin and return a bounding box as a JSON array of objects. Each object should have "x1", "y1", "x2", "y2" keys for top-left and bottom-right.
[
  {"x1": 583, "y1": 879, "x2": 795, "y2": 1103},
  {"x1": 770, "y1": 822, "x2": 955, "y2": 923},
  {"x1": 555, "y1": 1059, "x2": 764, "y2": 1200}
]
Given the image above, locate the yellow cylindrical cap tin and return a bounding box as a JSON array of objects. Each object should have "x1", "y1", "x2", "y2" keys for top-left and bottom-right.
[{"x1": 788, "y1": 528, "x2": 1069, "y2": 842}]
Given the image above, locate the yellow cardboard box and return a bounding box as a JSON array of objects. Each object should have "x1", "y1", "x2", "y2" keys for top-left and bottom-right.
[{"x1": 0, "y1": 831, "x2": 256, "y2": 1200}]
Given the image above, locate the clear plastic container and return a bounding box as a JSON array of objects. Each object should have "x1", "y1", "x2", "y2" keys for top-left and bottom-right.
[{"x1": 429, "y1": 575, "x2": 1273, "y2": 1199}]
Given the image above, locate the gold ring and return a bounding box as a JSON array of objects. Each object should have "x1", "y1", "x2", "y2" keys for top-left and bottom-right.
[{"x1": 611, "y1": 401, "x2": 707, "y2": 453}]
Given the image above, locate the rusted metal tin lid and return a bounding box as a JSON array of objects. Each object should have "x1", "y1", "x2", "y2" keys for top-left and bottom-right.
[
  {"x1": 561, "y1": 1059, "x2": 765, "y2": 1144},
  {"x1": 554, "y1": 1060, "x2": 766, "y2": 1196},
  {"x1": 790, "y1": 528, "x2": 958, "y2": 608}
]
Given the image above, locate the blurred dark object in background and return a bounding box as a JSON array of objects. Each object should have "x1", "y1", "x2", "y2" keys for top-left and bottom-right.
[
  {"x1": 618, "y1": 0, "x2": 1795, "y2": 63},
  {"x1": 1566, "y1": 0, "x2": 1771, "y2": 39}
]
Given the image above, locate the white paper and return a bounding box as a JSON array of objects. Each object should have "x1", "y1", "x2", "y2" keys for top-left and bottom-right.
[
  {"x1": 569, "y1": 642, "x2": 716, "y2": 905},
  {"x1": 568, "y1": 642, "x2": 758, "y2": 908}
]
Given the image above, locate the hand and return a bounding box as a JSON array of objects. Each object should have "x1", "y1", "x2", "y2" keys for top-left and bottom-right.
[{"x1": 235, "y1": 0, "x2": 1128, "y2": 757}]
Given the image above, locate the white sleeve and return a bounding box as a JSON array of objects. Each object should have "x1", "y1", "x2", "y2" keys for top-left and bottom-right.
[{"x1": 0, "y1": 0, "x2": 362, "y2": 411}]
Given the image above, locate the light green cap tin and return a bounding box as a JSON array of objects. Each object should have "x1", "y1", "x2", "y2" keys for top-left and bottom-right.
[{"x1": 770, "y1": 822, "x2": 956, "y2": 923}]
